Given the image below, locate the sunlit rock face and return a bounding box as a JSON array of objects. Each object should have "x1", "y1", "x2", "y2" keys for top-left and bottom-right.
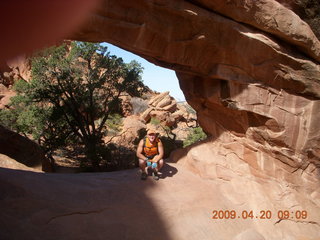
[
  {"x1": 73, "y1": 1, "x2": 320, "y2": 175},
  {"x1": 71, "y1": 0, "x2": 320, "y2": 238}
]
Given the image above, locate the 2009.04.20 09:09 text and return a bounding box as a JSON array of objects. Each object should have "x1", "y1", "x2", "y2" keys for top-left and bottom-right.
[{"x1": 212, "y1": 210, "x2": 308, "y2": 220}]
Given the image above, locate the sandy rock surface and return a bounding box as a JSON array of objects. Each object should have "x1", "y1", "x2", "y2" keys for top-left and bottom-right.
[
  {"x1": 0, "y1": 154, "x2": 42, "y2": 172},
  {"x1": 1, "y1": 162, "x2": 319, "y2": 240}
]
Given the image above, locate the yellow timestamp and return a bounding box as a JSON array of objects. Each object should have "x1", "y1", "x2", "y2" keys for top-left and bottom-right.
[{"x1": 212, "y1": 210, "x2": 308, "y2": 220}]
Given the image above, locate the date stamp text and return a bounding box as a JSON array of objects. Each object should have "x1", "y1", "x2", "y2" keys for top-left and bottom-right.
[{"x1": 212, "y1": 210, "x2": 308, "y2": 220}]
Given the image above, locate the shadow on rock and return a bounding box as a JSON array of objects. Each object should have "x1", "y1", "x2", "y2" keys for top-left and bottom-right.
[
  {"x1": 160, "y1": 162, "x2": 178, "y2": 179},
  {"x1": 0, "y1": 167, "x2": 176, "y2": 240}
]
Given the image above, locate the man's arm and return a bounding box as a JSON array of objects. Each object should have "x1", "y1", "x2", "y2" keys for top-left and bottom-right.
[
  {"x1": 136, "y1": 140, "x2": 147, "y2": 160},
  {"x1": 153, "y1": 141, "x2": 164, "y2": 162}
]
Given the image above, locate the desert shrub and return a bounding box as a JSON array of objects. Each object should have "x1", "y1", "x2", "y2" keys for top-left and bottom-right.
[
  {"x1": 100, "y1": 143, "x2": 137, "y2": 171},
  {"x1": 0, "y1": 80, "x2": 54, "y2": 141},
  {"x1": 0, "y1": 109, "x2": 18, "y2": 131},
  {"x1": 150, "y1": 117, "x2": 161, "y2": 126},
  {"x1": 106, "y1": 113, "x2": 123, "y2": 136},
  {"x1": 183, "y1": 127, "x2": 207, "y2": 147},
  {"x1": 130, "y1": 97, "x2": 148, "y2": 114}
]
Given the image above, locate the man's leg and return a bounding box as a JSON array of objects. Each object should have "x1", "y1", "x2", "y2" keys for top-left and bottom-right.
[
  {"x1": 149, "y1": 155, "x2": 163, "y2": 172},
  {"x1": 139, "y1": 159, "x2": 148, "y2": 180},
  {"x1": 156, "y1": 159, "x2": 164, "y2": 172},
  {"x1": 139, "y1": 159, "x2": 148, "y2": 172},
  {"x1": 152, "y1": 159, "x2": 164, "y2": 180}
]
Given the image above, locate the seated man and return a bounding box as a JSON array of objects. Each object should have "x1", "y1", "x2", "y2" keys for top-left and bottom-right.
[{"x1": 136, "y1": 128, "x2": 164, "y2": 180}]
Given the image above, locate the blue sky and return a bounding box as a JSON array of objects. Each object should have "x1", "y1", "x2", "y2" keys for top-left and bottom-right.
[{"x1": 102, "y1": 43, "x2": 185, "y2": 101}]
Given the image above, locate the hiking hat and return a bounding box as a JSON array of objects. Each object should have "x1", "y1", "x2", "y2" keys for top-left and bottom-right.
[{"x1": 147, "y1": 128, "x2": 157, "y2": 135}]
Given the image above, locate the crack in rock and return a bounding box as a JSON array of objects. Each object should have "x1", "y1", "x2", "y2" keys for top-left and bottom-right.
[
  {"x1": 274, "y1": 218, "x2": 320, "y2": 227},
  {"x1": 46, "y1": 207, "x2": 109, "y2": 224}
]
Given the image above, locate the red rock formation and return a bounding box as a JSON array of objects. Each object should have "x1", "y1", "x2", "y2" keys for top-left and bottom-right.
[
  {"x1": 73, "y1": 0, "x2": 320, "y2": 96},
  {"x1": 0, "y1": 154, "x2": 42, "y2": 172},
  {"x1": 72, "y1": 0, "x2": 320, "y2": 169},
  {"x1": 72, "y1": 0, "x2": 320, "y2": 238},
  {"x1": 0, "y1": 162, "x2": 319, "y2": 240},
  {"x1": 0, "y1": 55, "x2": 32, "y2": 87},
  {"x1": 1, "y1": 0, "x2": 320, "y2": 239},
  {"x1": 0, "y1": 125, "x2": 52, "y2": 172},
  {"x1": 0, "y1": 84, "x2": 16, "y2": 109},
  {"x1": 141, "y1": 91, "x2": 182, "y2": 127}
]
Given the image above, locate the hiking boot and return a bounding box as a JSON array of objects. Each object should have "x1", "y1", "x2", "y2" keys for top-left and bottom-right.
[
  {"x1": 152, "y1": 171, "x2": 159, "y2": 181},
  {"x1": 141, "y1": 172, "x2": 147, "y2": 180}
]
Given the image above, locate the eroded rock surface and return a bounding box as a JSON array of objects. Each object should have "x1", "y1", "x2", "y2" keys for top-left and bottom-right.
[
  {"x1": 73, "y1": 0, "x2": 320, "y2": 181},
  {"x1": 1, "y1": 163, "x2": 319, "y2": 240},
  {"x1": 140, "y1": 91, "x2": 189, "y2": 127},
  {"x1": 72, "y1": 0, "x2": 320, "y2": 238},
  {"x1": 0, "y1": 154, "x2": 42, "y2": 172},
  {"x1": 0, "y1": 125, "x2": 52, "y2": 172},
  {"x1": 1, "y1": 0, "x2": 320, "y2": 239},
  {"x1": 0, "y1": 55, "x2": 31, "y2": 87}
]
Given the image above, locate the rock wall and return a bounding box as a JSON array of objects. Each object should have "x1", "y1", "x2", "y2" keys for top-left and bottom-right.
[
  {"x1": 0, "y1": 125, "x2": 52, "y2": 172},
  {"x1": 72, "y1": 1, "x2": 320, "y2": 176},
  {"x1": 0, "y1": 154, "x2": 42, "y2": 172},
  {"x1": 0, "y1": 55, "x2": 31, "y2": 87},
  {"x1": 71, "y1": 0, "x2": 320, "y2": 238}
]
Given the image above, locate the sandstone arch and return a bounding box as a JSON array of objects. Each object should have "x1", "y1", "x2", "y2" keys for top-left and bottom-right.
[
  {"x1": 72, "y1": 1, "x2": 320, "y2": 237},
  {"x1": 1, "y1": 0, "x2": 320, "y2": 239},
  {"x1": 71, "y1": 0, "x2": 320, "y2": 189}
]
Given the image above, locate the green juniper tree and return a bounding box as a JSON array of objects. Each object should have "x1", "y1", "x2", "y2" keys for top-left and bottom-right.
[
  {"x1": 1, "y1": 42, "x2": 146, "y2": 169},
  {"x1": 183, "y1": 127, "x2": 207, "y2": 148}
]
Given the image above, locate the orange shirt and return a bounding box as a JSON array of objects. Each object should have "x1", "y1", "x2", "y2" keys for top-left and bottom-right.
[{"x1": 143, "y1": 137, "x2": 160, "y2": 157}]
